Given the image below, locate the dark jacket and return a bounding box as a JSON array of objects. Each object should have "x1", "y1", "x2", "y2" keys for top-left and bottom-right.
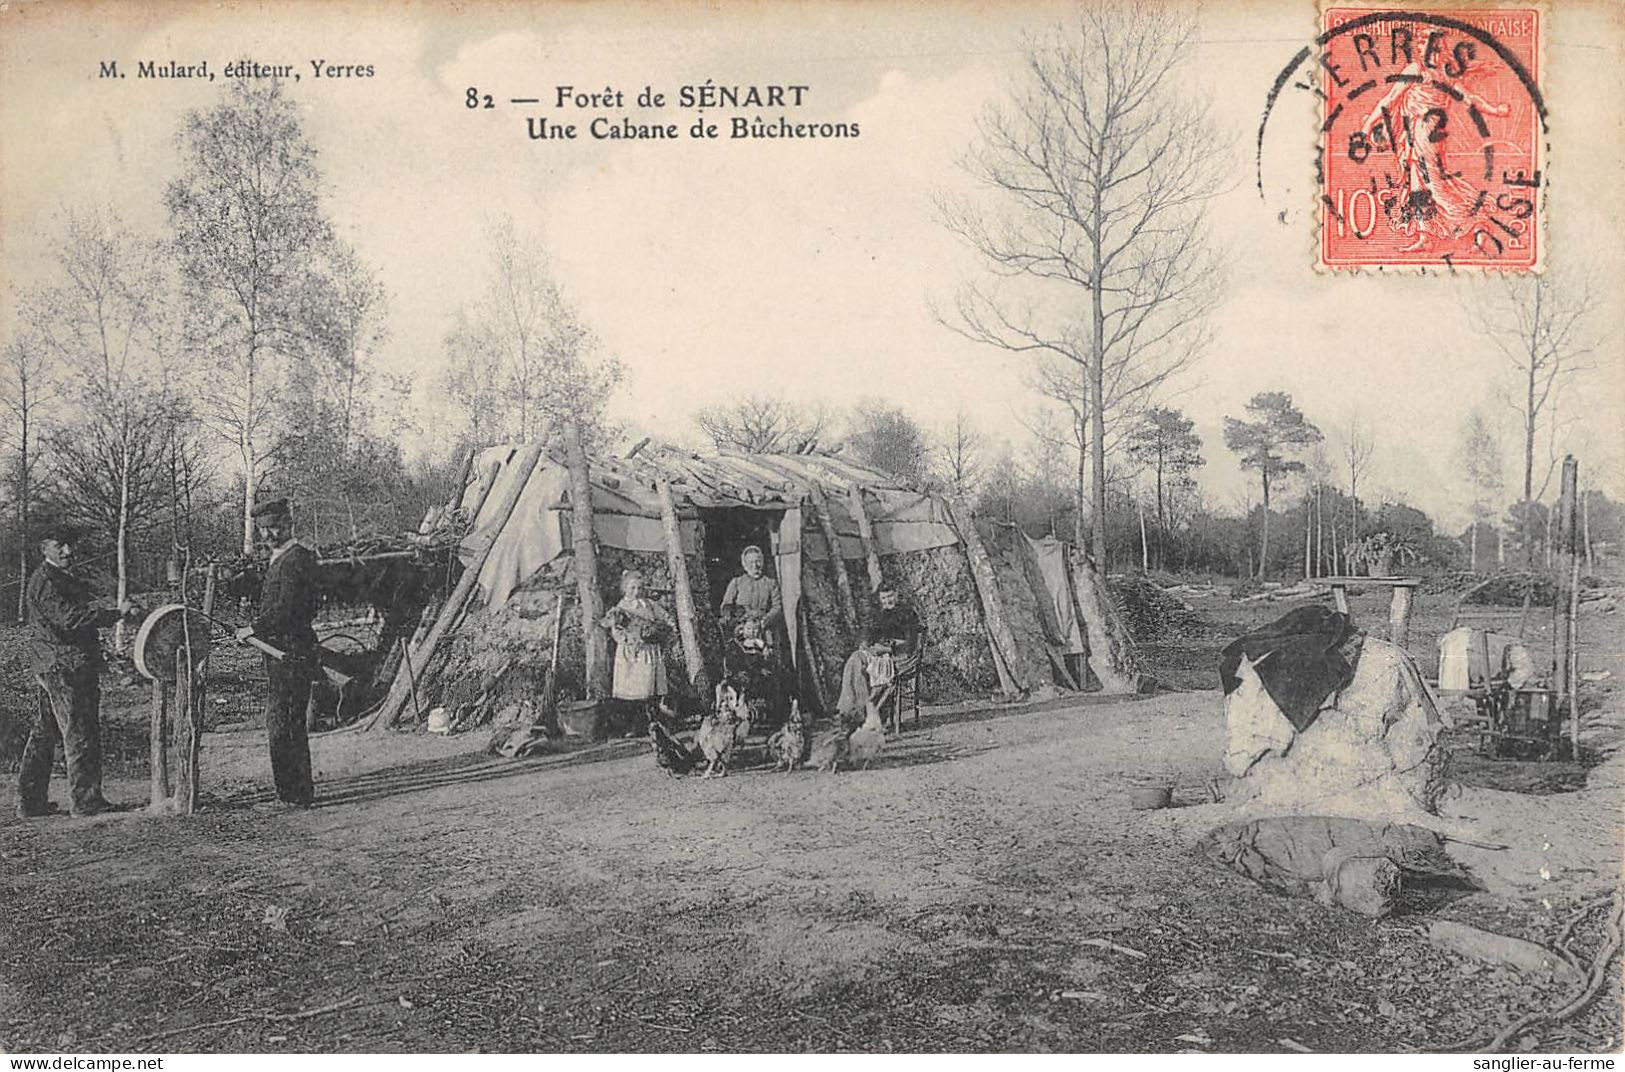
[
  {"x1": 252, "y1": 543, "x2": 320, "y2": 652},
  {"x1": 27, "y1": 563, "x2": 119, "y2": 674}
]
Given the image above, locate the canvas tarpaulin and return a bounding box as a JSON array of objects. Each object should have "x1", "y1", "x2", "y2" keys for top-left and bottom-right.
[
  {"x1": 1022, "y1": 534, "x2": 1086, "y2": 655},
  {"x1": 459, "y1": 449, "x2": 699, "y2": 611}
]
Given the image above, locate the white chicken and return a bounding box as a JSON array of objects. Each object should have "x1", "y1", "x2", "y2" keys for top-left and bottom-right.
[{"x1": 845, "y1": 705, "x2": 886, "y2": 770}]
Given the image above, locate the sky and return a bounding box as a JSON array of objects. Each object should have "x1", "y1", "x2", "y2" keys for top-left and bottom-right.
[{"x1": 2, "y1": 0, "x2": 1621, "y2": 533}]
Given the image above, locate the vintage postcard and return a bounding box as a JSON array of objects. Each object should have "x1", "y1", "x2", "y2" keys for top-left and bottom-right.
[{"x1": 1, "y1": 0, "x2": 1622, "y2": 1059}]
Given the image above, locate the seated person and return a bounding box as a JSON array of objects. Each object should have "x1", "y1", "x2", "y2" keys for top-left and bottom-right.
[
  {"x1": 870, "y1": 584, "x2": 923, "y2": 678},
  {"x1": 719, "y1": 545, "x2": 782, "y2": 678},
  {"x1": 836, "y1": 636, "x2": 898, "y2": 733}
]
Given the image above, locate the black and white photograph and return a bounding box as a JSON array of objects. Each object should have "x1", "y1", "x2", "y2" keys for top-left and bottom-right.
[{"x1": 1, "y1": 0, "x2": 1622, "y2": 1058}]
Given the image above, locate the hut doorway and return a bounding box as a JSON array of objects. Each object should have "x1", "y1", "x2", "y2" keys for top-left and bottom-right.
[{"x1": 697, "y1": 506, "x2": 786, "y2": 617}]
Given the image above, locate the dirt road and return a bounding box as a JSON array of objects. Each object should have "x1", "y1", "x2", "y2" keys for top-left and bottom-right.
[{"x1": 3, "y1": 681, "x2": 1619, "y2": 1053}]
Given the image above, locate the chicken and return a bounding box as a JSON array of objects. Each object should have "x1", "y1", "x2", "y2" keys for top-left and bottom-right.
[
  {"x1": 809, "y1": 726, "x2": 851, "y2": 773},
  {"x1": 766, "y1": 700, "x2": 807, "y2": 773},
  {"x1": 845, "y1": 705, "x2": 886, "y2": 770},
  {"x1": 648, "y1": 719, "x2": 701, "y2": 777},
  {"x1": 695, "y1": 680, "x2": 753, "y2": 778}
]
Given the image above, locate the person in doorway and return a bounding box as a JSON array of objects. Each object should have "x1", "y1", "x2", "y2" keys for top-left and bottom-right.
[
  {"x1": 719, "y1": 545, "x2": 782, "y2": 636},
  {"x1": 17, "y1": 523, "x2": 135, "y2": 818},
  {"x1": 601, "y1": 569, "x2": 673, "y2": 737},
  {"x1": 236, "y1": 498, "x2": 319, "y2": 807},
  {"x1": 719, "y1": 544, "x2": 784, "y2": 715}
]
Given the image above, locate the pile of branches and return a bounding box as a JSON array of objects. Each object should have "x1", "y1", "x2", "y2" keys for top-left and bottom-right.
[{"x1": 1108, "y1": 576, "x2": 1211, "y2": 642}]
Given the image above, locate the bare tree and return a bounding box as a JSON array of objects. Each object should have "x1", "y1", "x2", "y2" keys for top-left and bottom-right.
[
  {"x1": 1471, "y1": 274, "x2": 1596, "y2": 566},
  {"x1": 0, "y1": 323, "x2": 61, "y2": 622},
  {"x1": 845, "y1": 400, "x2": 931, "y2": 484},
  {"x1": 1457, "y1": 409, "x2": 1505, "y2": 572},
  {"x1": 166, "y1": 80, "x2": 334, "y2": 552},
  {"x1": 443, "y1": 216, "x2": 622, "y2": 447},
  {"x1": 1340, "y1": 412, "x2": 1375, "y2": 554},
  {"x1": 24, "y1": 211, "x2": 176, "y2": 646},
  {"x1": 932, "y1": 407, "x2": 985, "y2": 498},
  {"x1": 695, "y1": 395, "x2": 829, "y2": 454},
  {"x1": 939, "y1": 2, "x2": 1226, "y2": 568}
]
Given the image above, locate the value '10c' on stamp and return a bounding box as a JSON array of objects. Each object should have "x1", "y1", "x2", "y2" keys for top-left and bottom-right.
[{"x1": 1318, "y1": 5, "x2": 1544, "y2": 271}]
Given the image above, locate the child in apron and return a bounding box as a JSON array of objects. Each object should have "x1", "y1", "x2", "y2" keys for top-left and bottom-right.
[{"x1": 601, "y1": 569, "x2": 673, "y2": 736}]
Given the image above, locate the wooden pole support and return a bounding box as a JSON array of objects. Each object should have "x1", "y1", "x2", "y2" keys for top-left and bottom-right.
[
  {"x1": 564, "y1": 420, "x2": 611, "y2": 701},
  {"x1": 847, "y1": 486, "x2": 884, "y2": 593},
  {"x1": 149, "y1": 675, "x2": 171, "y2": 807},
  {"x1": 946, "y1": 497, "x2": 1025, "y2": 699},
  {"x1": 655, "y1": 475, "x2": 709, "y2": 695},
  {"x1": 369, "y1": 442, "x2": 547, "y2": 730},
  {"x1": 807, "y1": 482, "x2": 859, "y2": 641}
]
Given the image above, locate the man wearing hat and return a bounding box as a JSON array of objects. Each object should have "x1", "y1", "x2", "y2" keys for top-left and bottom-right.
[
  {"x1": 236, "y1": 498, "x2": 319, "y2": 806},
  {"x1": 17, "y1": 522, "x2": 135, "y2": 818}
]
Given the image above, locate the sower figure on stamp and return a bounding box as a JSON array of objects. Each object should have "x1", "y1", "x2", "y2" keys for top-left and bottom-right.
[
  {"x1": 236, "y1": 499, "x2": 319, "y2": 807},
  {"x1": 17, "y1": 522, "x2": 136, "y2": 819}
]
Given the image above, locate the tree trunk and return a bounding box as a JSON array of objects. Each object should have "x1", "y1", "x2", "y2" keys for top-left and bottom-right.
[
  {"x1": 1303, "y1": 491, "x2": 1313, "y2": 581},
  {"x1": 1074, "y1": 409, "x2": 1088, "y2": 550},
  {"x1": 1522, "y1": 282, "x2": 1542, "y2": 569},
  {"x1": 1088, "y1": 188, "x2": 1109, "y2": 571},
  {"x1": 1259, "y1": 473, "x2": 1272, "y2": 579},
  {"x1": 1470, "y1": 521, "x2": 1479, "y2": 572},
  {"x1": 1137, "y1": 496, "x2": 1149, "y2": 572},
  {"x1": 241, "y1": 356, "x2": 258, "y2": 554},
  {"x1": 1583, "y1": 490, "x2": 1594, "y2": 575},
  {"x1": 115, "y1": 438, "x2": 131, "y2": 653},
  {"x1": 1154, "y1": 453, "x2": 1166, "y2": 571},
  {"x1": 17, "y1": 405, "x2": 28, "y2": 624}
]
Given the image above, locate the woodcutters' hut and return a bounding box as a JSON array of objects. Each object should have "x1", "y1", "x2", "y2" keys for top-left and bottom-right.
[{"x1": 362, "y1": 440, "x2": 1142, "y2": 734}]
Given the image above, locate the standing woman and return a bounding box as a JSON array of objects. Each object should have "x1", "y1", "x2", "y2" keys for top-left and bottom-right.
[{"x1": 600, "y1": 569, "x2": 673, "y2": 736}]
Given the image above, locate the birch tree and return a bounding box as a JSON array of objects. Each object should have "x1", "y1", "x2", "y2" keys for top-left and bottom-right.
[
  {"x1": 24, "y1": 211, "x2": 175, "y2": 647},
  {"x1": 166, "y1": 80, "x2": 333, "y2": 552},
  {"x1": 1457, "y1": 409, "x2": 1505, "y2": 572},
  {"x1": 442, "y1": 217, "x2": 621, "y2": 447},
  {"x1": 940, "y1": 2, "x2": 1226, "y2": 568},
  {"x1": 1471, "y1": 274, "x2": 1596, "y2": 567}
]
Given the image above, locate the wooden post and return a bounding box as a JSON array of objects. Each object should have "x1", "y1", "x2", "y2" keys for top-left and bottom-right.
[
  {"x1": 1555, "y1": 455, "x2": 1580, "y2": 758},
  {"x1": 797, "y1": 599, "x2": 832, "y2": 717},
  {"x1": 807, "y1": 482, "x2": 859, "y2": 639},
  {"x1": 368, "y1": 442, "x2": 546, "y2": 730},
  {"x1": 846, "y1": 486, "x2": 884, "y2": 593},
  {"x1": 1331, "y1": 583, "x2": 1350, "y2": 616},
  {"x1": 149, "y1": 677, "x2": 171, "y2": 807},
  {"x1": 564, "y1": 420, "x2": 610, "y2": 700},
  {"x1": 1388, "y1": 585, "x2": 1415, "y2": 648},
  {"x1": 655, "y1": 475, "x2": 709, "y2": 695},
  {"x1": 173, "y1": 648, "x2": 201, "y2": 814},
  {"x1": 946, "y1": 497, "x2": 1025, "y2": 699}
]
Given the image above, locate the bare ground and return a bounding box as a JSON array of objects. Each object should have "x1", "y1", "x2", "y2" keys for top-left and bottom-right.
[{"x1": 1, "y1": 585, "x2": 1620, "y2": 1053}]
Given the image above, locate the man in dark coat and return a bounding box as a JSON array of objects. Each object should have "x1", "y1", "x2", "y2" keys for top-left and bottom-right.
[
  {"x1": 17, "y1": 523, "x2": 133, "y2": 818},
  {"x1": 236, "y1": 499, "x2": 319, "y2": 806}
]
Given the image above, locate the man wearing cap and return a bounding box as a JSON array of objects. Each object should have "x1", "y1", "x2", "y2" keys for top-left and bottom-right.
[
  {"x1": 17, "y1": 523, "x2": 135, "y2": 818},
  {"x1": 236, "y1": 498, "x2": 319, "y2": 806}
]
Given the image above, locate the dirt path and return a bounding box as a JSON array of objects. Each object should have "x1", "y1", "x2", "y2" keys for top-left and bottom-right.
[{"x1": 3, "y1": 685, "x2": 1619, "y2": 1053}]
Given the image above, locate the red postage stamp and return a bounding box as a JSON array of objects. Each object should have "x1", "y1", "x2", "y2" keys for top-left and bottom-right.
[{"x1": 1318, "y1": 6, "x2": 1543, "y2": 271}]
